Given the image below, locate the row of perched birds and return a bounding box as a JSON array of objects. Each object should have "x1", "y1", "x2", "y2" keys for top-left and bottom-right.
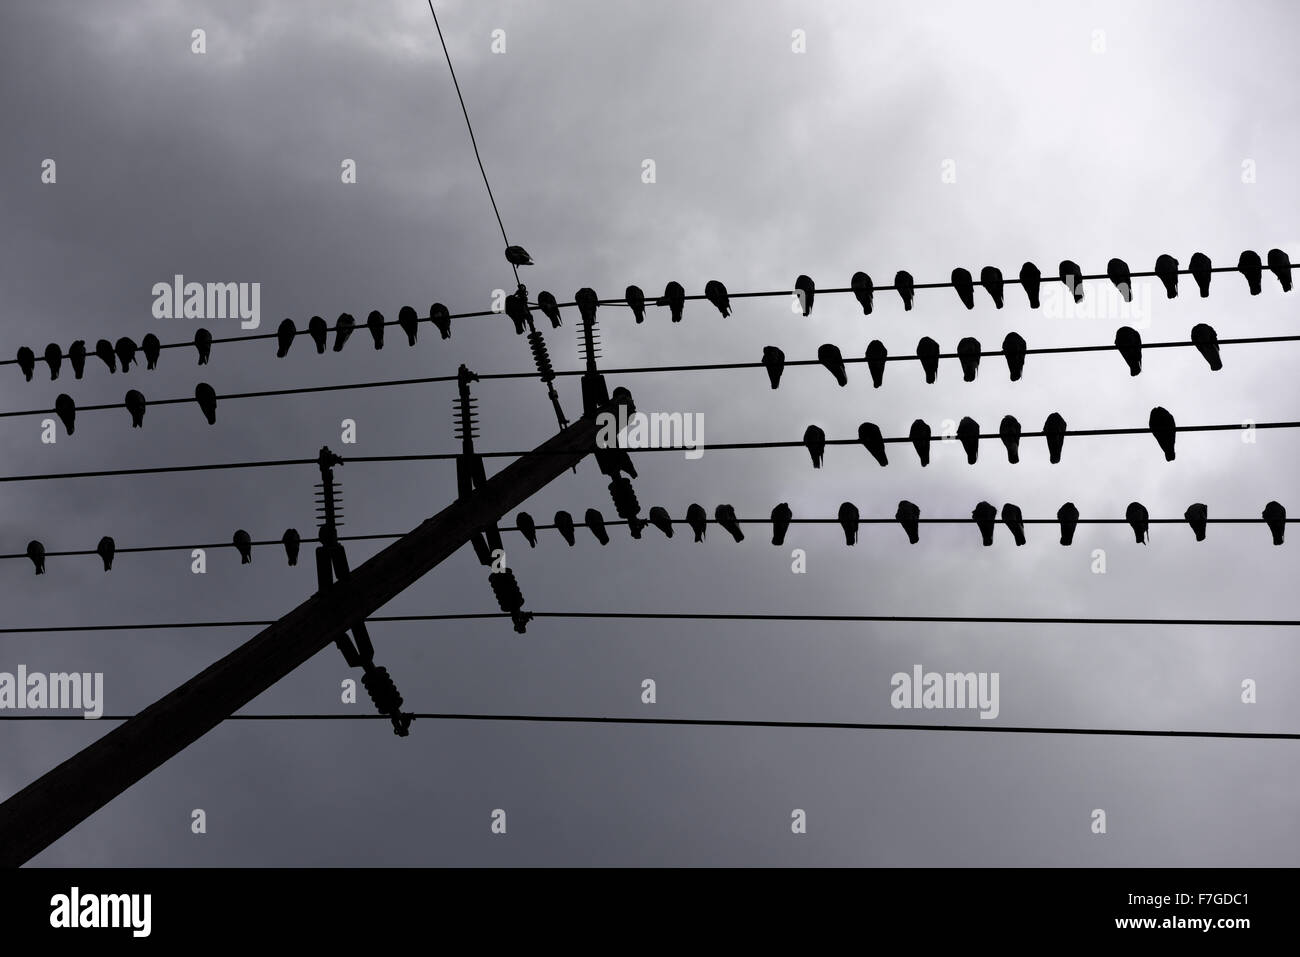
[
  {"x1": 19, "y1": 529, "x2": 304, "y2": 574},
  {"x1": 761, "y1": 323, "x2": 1226, "y2": 388},
  {"x1": 14, "y1": 248, "x2": 1290, "y2": 382},
  {"x1": 50, "y1": 384, "x2": 219, "y2": 433},
  {"x1": 803, "y1": 407, "x2": 1181, "y2": 468},
  {"x1": 510, "y1": 501, "x2": 1288, "y2": 547}
]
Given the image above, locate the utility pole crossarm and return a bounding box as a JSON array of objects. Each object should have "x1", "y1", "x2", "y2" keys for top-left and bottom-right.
[{"x1": 0, "y1": 394, "x2": 631, "y2": 868}]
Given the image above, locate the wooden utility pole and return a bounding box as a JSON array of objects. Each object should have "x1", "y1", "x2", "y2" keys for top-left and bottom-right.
[{"x1": 0, "y1": 392, "x2": 631, "y2": 867}]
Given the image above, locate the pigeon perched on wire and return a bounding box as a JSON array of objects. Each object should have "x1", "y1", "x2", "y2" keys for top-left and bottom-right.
[
  {"x1": 1059, "y1": 260, "x2": 1084, "y2": 303},
  {"x1": 648, "y1": 507, "x2": 673, "y2": 538},
  {"x1": 626, "y1": 285, "x2": 646, "y2": 324},
  {"x1": 803, "y1": 425, "x2": 826, "y2": 468},
  {"x1": 1191, "y1": 324, "x2": 1221, "y2": 370},
  {"x1": 865, "y1": 340, "x2": 887, "y2": 388},
  {"x1": 686, "y1": 503, "x2": 708, "y2": 542},
  {"x1": 1126, "y1": 502, "x2": 1149, "y2": 544},
  {"x1": 275, "y1": 319, "x2": 296, "y2": 357},
  {"x1": 761, "y1": 346, "x2": 785, "y2": 389},
  {"x1": 366, "y1": 310, "x2": 385, "y2": 348},
  {"x1": 896, "y1": 500, "x2": 921, "y2": 544},
  {"x1": 585, "y1": 508, "x2": 609, "y2": 546},
  {"x1": 1184, "y1": 503, "x2": 1208, "y2": 542},
  {"x1": 308, "y1": 316, "x2": 328, "y2": 352},
  {"x1": 55, "y1": 393, "x2": 76, "y2": 435},
  {"x1": 333, "y1": 313, "x2": 356, "y2": 351},
  {"x1": 16, "y1": 346, "x2": 36, "y2": 381},
  {"x1": 1106, "y1": 258, "x2": 1132, "y2": 302},
  {"x1": 1263, "y1": 501, "x2": 1286, "y2": 545},
  {"x1": 895, "y1": 270, "x2": 915, "y2": 310},
  {"x1": 195, "y1": 383, "x2": 217, "y2": 425},
  {"x1": 1002, "y1": 332, "x2": 1026, "y2": 381},
  {"x1": 194, "y1": 328, "x2": 212, "y2": 365},
  {"x1": 817, "y1": 344, "x2": 847, "y2": 386},
  {"x1": 657, "y1": 281, "x2": 685, "y2": 323},
  {"x1": 430, "y1": 303, "x2": 452, "y2": 340},
  {"x1": 504, "y1": 288, "x2": 530, "y2": 335},
  {"x1": 517, "y1": 512, "x2": 537, "y2": 548},
  {"x1": 1189, "y1": 253, "x2": 1212, "y2": 297},
  {"x1": 575, "y1": 288, "x2": 599, "y2": 327},
  {"x1": 716, "y1": 505, "x2": 744, "y2": 542},
  {"x1": 1114, "y1": 326, "x2": 1142, "y2": 376},
  {"x1": 851, "y1": 271, "x2": 874, "y2": 314},
  {"x1": 1149, "y1": 406, "x2": 1177, "y2": 461},
  {"x1": 1267, "y1": 248, "x2": 1292, "y2": 292},
  {"x1": 1238, "y1": 250, "x2": 1263, "y2": 295},
  {"x1": 771, "y1": 503, "x2": 792, "y2": 546},
  {"x1": 233, "y1": 529, "x2": 253, "y2": 563},
  {"x1": 917, "y1": 336, "x2": 940, "y2": 384},
  {"x1": 278, "y1": 528, "x2": 299, "y2": 566},
  {"x1": 952, "y1": 268, "x2": 975, "y2": 309},
  {"x1": 957, "y1": 416, "x2": 980, "y2": 464},
  {"x1": 44, "y1": 343, "x2": 61, "y2": 380},
  {"x1": 97, "y1": 536, "x2": 115, "y2": 571},
  {"x1": 505, "y1": 245, "x2": 534, "y2": 266},
  {"x1": 555, "y1": 510, "x2": 576, "y2": 546},
  {"x1": 957, "y1": 337, "x2": 981, "y2": 381},
  {"x1": 972, "y1": 501, "x2": 997, "y2": 546},
  {"x1": 124, "y1": 390, "x2": 146, "y2": 427},
  {"x1": 910, "y1": 419, "x2": 932, "y2": 466},
  {"x1": 1002, "y1": 503, "x2": 1027, "y2": 546},
  {"x1": 27, "y1": 541, "x2": 45, "y2": 575},
  {"x1": 115, "y1": 337, "x2": 138, "y2": 372},
  {"x1": 837, "y1": 502, "x2": 859, "y2": 545},
  {"x1": 1057, "y1": 502, "x2": 1079, "y2": 546},
  {"x1": 69, "y1": 340, "x2": 86, "y2": 379},
  {"x1": 1019, "y1": 262, "x2": 1041, "y2": 308},
  {"x1": 999, "y1": 415, "x2": 1021, "y2": 463},
  {"x1": 980, "y1": 266, "x2": 1004, "y2": 308},
  {"x1": 1154, "y1": 254, "x2": 1179, "y2": 298},
  {"x1": 858, "y1": 422, "x2": 888, "y2": 467},
  {"x1": 705, "y1": 280, "x2": 731, "y2": 318},
  {"x1": 1044, "y1": 412, "x2": 1067, "y2": 464},
  {"x1": 794, "y1": 274, "x2": 815, "y2": 316},
  {"x1": 95, "y1": 338, "x2": 117, "y2": 373},
  {"x1": 536, "y1": 291, "x2": 562, "y2": 328},
  {"x1": 398, "y1": 306, "x2": 419, "y2": 346}
]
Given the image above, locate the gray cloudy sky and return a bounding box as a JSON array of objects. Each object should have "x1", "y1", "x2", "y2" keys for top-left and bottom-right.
[{"x1": 1, "y1": 0, "x2": 1298, "y2": 865}]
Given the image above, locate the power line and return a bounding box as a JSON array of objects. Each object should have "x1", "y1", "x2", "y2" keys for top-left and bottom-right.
[{"x1": 0, "y1": 711, "x2": 1293, "y2": 740}]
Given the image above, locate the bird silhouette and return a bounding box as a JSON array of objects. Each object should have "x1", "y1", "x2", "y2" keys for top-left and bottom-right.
[
  {"x1": 1190, "y1": 323, "x2": 1222, "y2": 370},
  {"x1": 705, "y1": 280, "x2": 731, "y2": 317},
  {"x1": 96, "y1": 536, "x2": 115, "y2": 571},
  {"x1": 951, "y1": 268, "x2": 975, "y2": 309},
  {"x1": 275, "y1": 318, "x2": 296, "y2": 357},
  {"x1": 817, "y1": 344, "x2": 847, "y2": 385},
  {"x1": 1154, "y1": 254, "x2": 1179, "y2": 298},
  {"x1": 716, "y1": 504, "x2": 744, "y2": 542},
  {"x1": 536, "y1": 291, "x2": 562, "y2": 328},
  {"x1": 43, "y1": 343, "x2": 61, "y2": 380},
  {"x1": 504, "y1": 245, "x2": 533, "y2": 266},
  {"x1": 896, "y1": 500, "x2": 920, "y2": 544},
  {"x1": 1019, "y1": 262, "x2": 1041, "y2": 308},
  {"x1": 194, "y1": 328, "x2": 212, "y2": 365},
  {"x1": 366, "y1": 311, "x2": 385, "y2": 348},
  {"x1": 803, "y1": 425, "x2": 826, "y2": 468},
  {"x1": 838, "y1": 502, "x2": 859, "y2": 545},
  {"x1": 1267, "y1": 248, "x2": 1292, "y2": 292},
  {"x1": 999, "y1": 415, "x2": 1021, "y2": 463},
  {"x1": 430, "y1": 303, "x2": 452, "y2": 339},
  {"x1": 308, "y1": 316, "x2": 328, "y2": 352},
  {"x1": 333, "y1": 313, "x2": 356, "y2": 351},
  {"x1": 980, "y1": 266, "x2": 1004, "y2": 308},
  {"x1": 1057, "y1": 502, "x2": 1079, "y2": 546},
  {"x1": 515, "y1": 512, "x2": 537, "y2": 547},
  {"x1": 657, "y1": 281, "x2": 685, "y2": 323},
  {"x1": 115, "y1": 337, "x2": 138, "y2": 372},
  {"x1": 865, "y1": 339, "x2": 887, "y2": 388},
  {"x1": 1002, "y1": 332, "x2": 1026, "y2": 381},
  {"x1": 1114, "y1": 326, "x2": 1142, "y2": 376},
  {"x1": 1184, "y1": 503, "x2": 1207, "y2": 542},
  {"x1": 795, "y1": 275, "x2": 815, "y2": 316},
  {"x1": 957, "y1": 337, "x2": 981, "y2": 381},
  {"x1": 504, "y1": 289, "x2": 530, "y2": 335},
  {"x1": 971, "y1": 501, "x2": 997, "y2": 546},
  {"x1": 851, "y1": 271, "x2": 874, "y2": 314},
  {"x1": 1189, "y1": 252, "x2": 1212, "y2": 297},
  {"x1": 761, "y1": 346, "x2": 785, "y2": 389},
  {"x1": 1149, "y1": 406, "x2": 1177, "y2": 461},
  {"x1": 1002, "y1": 503, "x2": 1027, "y2": 546},
  {"x1": 1044, "y1": 412, "x2": 1067, "y2": 464},
  {"x1": 910, "y1": 419, "x2": 932, "y2": 466},
  {"x1": 858, "y1": 422, "x2": 888, "y2": 467},
  {"x1": 648, "y1": 506, "x2": 673, "y2": 538},
  {"x1": 195, "y1": 382, "x2": 217, "y2": 424},
  {"x1": 957, "y1": 416, "x2": 980, "y2": 464},
  {"x1": 69, "y1": 340, "x2": 87, "y2": 379},
  {"x1": 686, "y1": 503, "x2": 708, "y2": 542},
  {"x1": 626, "y1": 285, "x2": 646, "y2": 324},
  {"x1": 1238, "y1": 250, "x2": 1263, "y2": 295},
  {"x1": 54, "y1": 393, "x2": 75, "y2": 435},
  {"x1": 585, "y1": 508, "x2": 609, "y2": 545},
  {"x1": 1107, "y1": 258, "x2": 1132, "y2": 302},
  {"x1": 27, "y1": 541, "x2": 45, "y2": 575},
  {"x1": 771, "y1": 503, "x2": 792, "y2": 545},
  {"x1": 233, "y1": 529, "x2": 253, "y2": 563},
  {"x1": 1059, "y1": 260, "x2": 1084, "y2": 303},
  {"x1": 16, "y1": 346, "x2": 35, "y2": 381},
  {"x1": 895, "y1": 270, "x2": 915, "y2": 310},
  {"x1": 124, "y1": 390, "x2": 146, "y2": 427},
  {"x1": 282, "y1": 528, "x2": 300, "y2": 566},
  {"x1": 1263, "y1": 501, "x2": 1286, "y2": 545},
  {"x1": 575, "y1": 288, "x2": 599, "y2": 327},
  {"x1": 97, "y1": 338, "x2": 120, "y2": 373},
  {"x1": 555, "y1": 510, "x2": 576, "y2": 546},
  {"x1": 398, "y1": 306, "x2": 419, "y2": 346},
  {"x1": 917, "y1": 337, "x2": 940, "y2": 384},
  {"x1": 1126, "y1": 502, "x2": 1149, "y2": 544}
]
